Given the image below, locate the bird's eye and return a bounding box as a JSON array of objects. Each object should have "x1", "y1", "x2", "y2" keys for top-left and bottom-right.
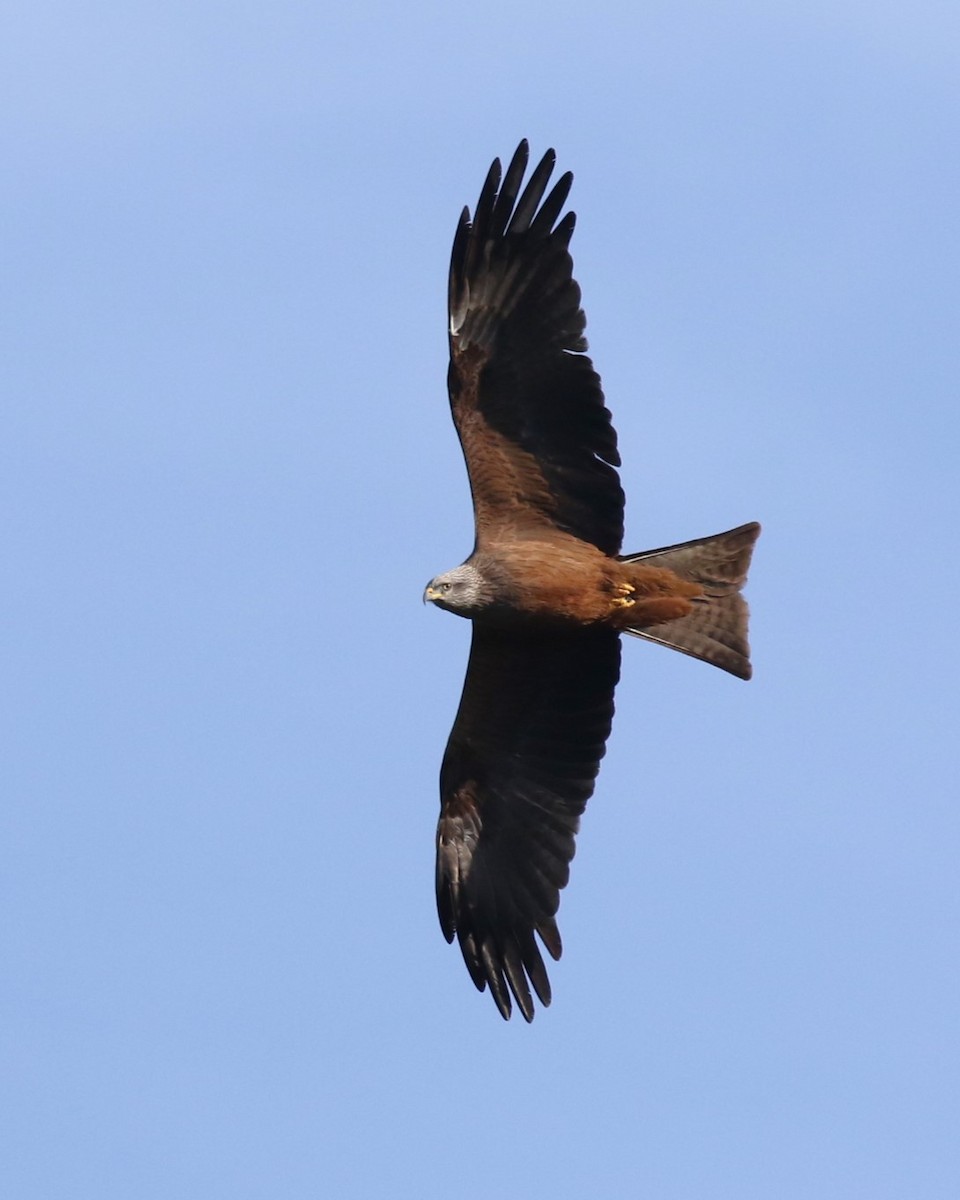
[{"x1": 441, "y1": 582, "x2": 452, "y2": 592}]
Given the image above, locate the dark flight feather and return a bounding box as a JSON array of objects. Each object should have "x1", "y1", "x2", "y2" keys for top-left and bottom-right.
[
  {"x1": 437, "y1": 626, "x2": 620, "y2": 1021},
  {"x1": 447, "y1": 139, "x2": 624, "y2": 557}
]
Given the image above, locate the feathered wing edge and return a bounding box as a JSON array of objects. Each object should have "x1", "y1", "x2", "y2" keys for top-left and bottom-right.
[{"x1": 448, "y1": 141, "x2": 579, "y2": 346}]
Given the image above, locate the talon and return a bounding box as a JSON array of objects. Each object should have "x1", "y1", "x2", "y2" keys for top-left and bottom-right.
[{"x1": 611, "y1": 595, "x2": 636, "y2": 609}]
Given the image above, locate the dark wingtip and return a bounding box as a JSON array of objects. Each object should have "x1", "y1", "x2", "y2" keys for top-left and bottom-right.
[{"x1": 537, "y1": 919, "x2": 563, "y2": 961}]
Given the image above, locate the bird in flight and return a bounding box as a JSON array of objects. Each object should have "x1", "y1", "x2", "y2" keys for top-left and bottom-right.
[{"x1": 424, "y1": 141, "x2": 759, "y2": 1021}]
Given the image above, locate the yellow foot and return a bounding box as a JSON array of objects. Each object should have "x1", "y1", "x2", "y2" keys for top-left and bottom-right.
[
  {"x1": 612, "y1": 582, "x2": 636, "y2": 608},
  {"x1": 610, "y1": 582, "x2": 636, "y2": 608}
]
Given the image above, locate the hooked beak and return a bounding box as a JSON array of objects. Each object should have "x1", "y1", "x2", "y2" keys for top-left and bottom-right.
[{"x1": 423, "y1": 584, "x2": 440, "y2": 605}]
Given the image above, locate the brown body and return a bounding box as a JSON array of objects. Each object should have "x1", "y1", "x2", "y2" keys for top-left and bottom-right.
[
  {"x1": 426, "y1": 142, "x2": 759, "y2": 1021},
  {"x1": 474, "y1": 536, "x2": 703, "y2": 629}
]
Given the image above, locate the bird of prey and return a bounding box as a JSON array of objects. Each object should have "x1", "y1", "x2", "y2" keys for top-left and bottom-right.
[{"x1": 424, "y1": 141, "x2": 759, "y2": 1021}]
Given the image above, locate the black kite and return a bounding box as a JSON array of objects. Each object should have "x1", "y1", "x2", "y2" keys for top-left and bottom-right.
[{"x1": 424, "y1": 142, "x2": 759, "y2": 1021}]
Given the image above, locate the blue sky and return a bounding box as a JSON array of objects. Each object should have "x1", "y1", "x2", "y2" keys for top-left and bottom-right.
[{"x1": 4, "y1": 3, "x2": 959, "y2": 1197}]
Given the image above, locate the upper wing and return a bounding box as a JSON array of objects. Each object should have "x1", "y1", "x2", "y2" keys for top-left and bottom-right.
[
  {"x1": 436, "y1": 624, "x2": 621, "y2": 1021},
  {"x1": 447, "y1": 141, "x2": 624, "y2": 557}
]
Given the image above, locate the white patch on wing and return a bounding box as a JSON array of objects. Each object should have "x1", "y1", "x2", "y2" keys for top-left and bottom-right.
[{"x1": 449, "y1": 286, "x2": 469, "y2": 336}]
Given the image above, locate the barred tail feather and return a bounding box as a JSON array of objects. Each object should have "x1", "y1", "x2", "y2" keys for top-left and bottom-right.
[{"x1": 620, "y1": 522, "x2": 760, "y2": 680}]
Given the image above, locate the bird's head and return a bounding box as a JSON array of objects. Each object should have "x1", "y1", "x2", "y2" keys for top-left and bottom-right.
[{"x1": 423, "y1": 563, "x2": 488, "y2": 617}]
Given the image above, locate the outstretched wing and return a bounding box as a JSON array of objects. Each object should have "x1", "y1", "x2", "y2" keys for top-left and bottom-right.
[
  {"x1": 436, "y1": 625, "x2": 621, "y2": 1021},
  {"x1": 448, "y1": 141, "x2": 624, "y2": 557}
]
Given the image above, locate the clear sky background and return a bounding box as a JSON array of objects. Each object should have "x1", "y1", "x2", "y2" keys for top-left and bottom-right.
[{"x1": 4, "y1": 3, "x2": 959, "y2": 1197}]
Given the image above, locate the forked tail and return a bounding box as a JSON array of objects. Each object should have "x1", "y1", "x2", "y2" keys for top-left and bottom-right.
[{"x1": 619, "y1": 522, "x2": 760, "y2": 679}]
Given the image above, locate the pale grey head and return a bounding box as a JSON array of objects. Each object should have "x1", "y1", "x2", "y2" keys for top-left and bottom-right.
[{"x1": 423, "y1": 563, "x2": 490, "y2": 617}]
